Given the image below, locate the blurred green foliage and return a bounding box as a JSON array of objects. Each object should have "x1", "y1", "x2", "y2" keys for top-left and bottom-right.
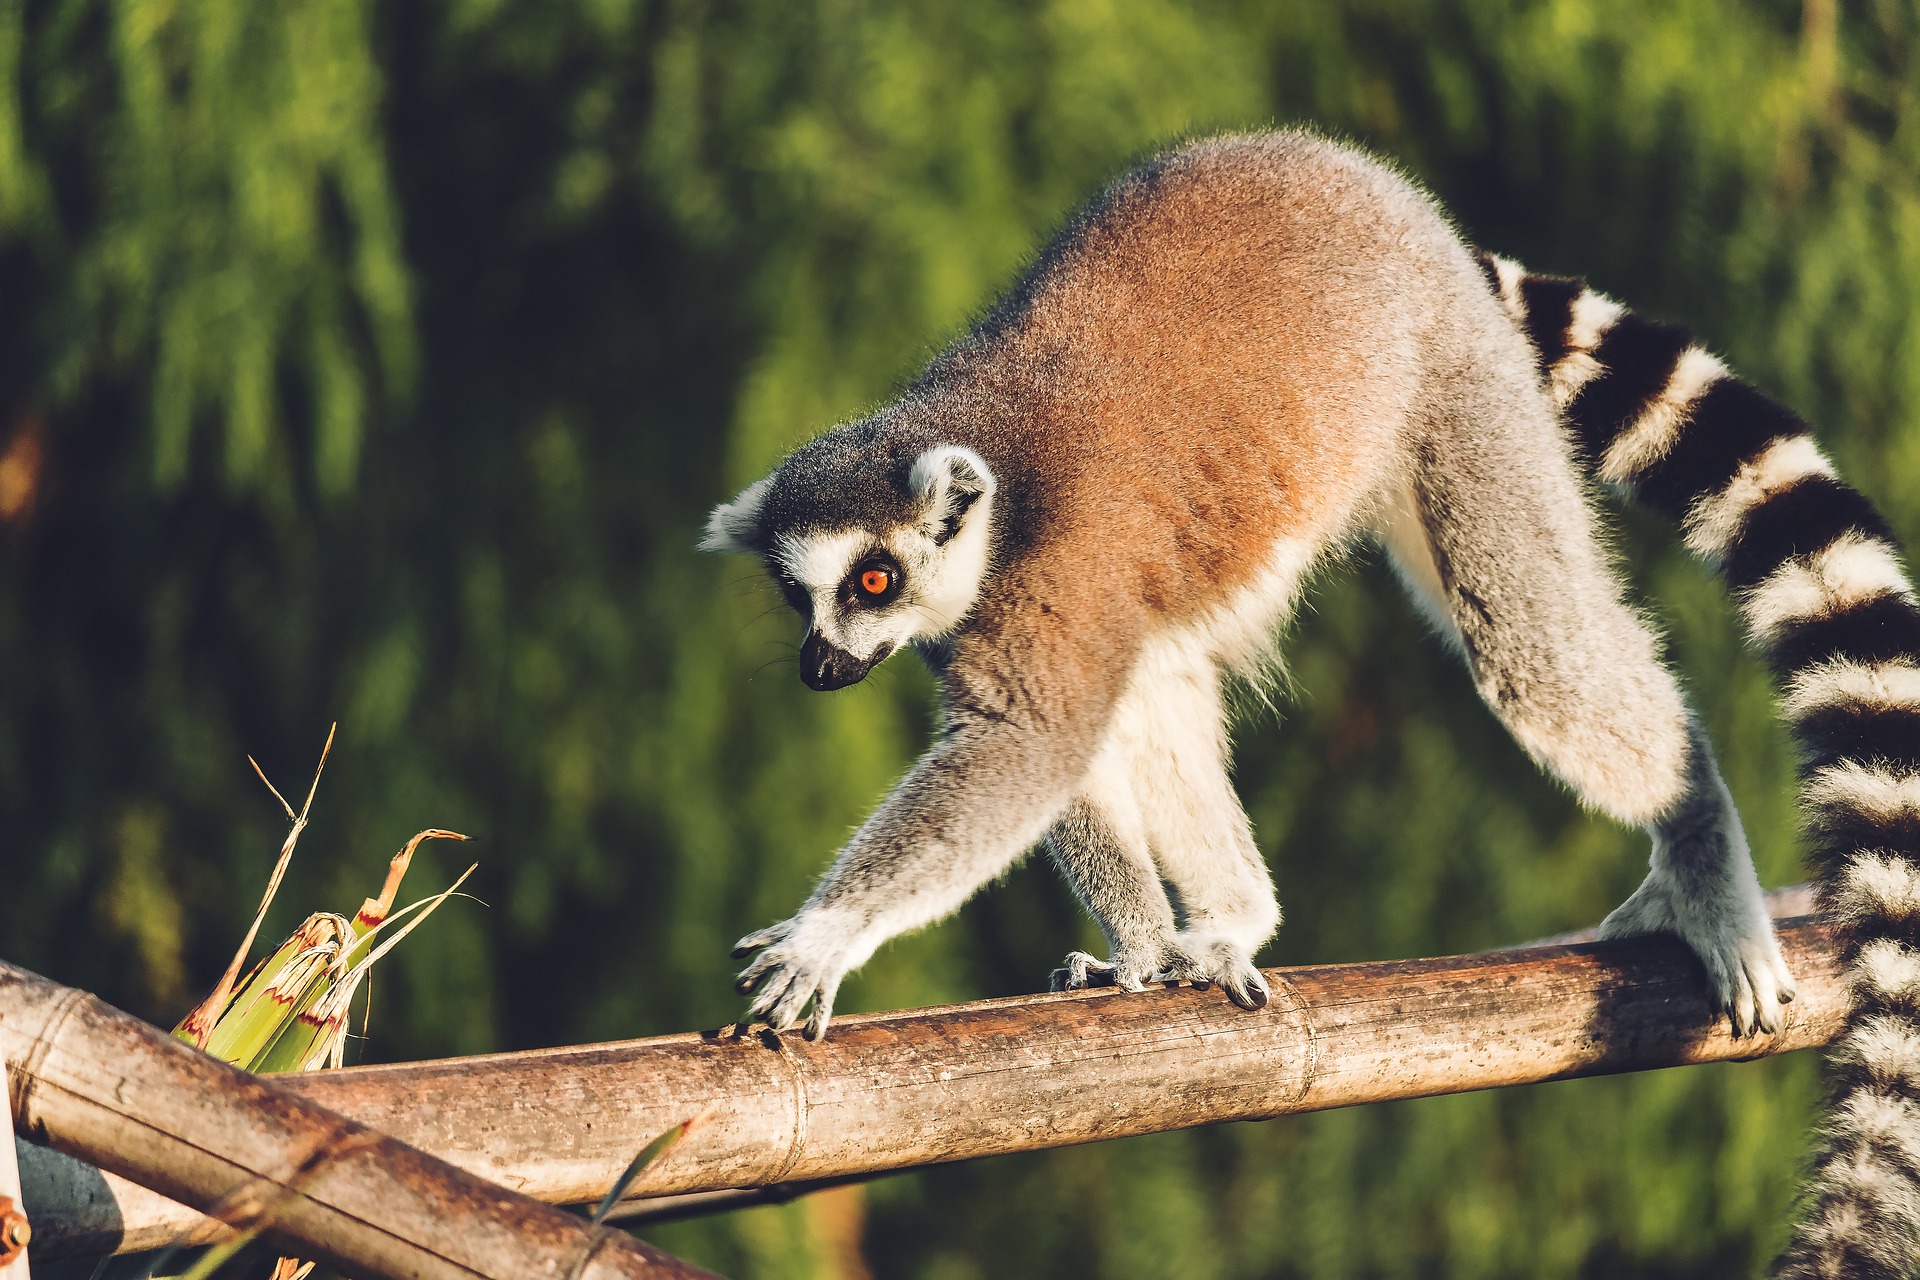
[{"x1": 4, "y1": 1, "x2": 1919, "y2": 1276}]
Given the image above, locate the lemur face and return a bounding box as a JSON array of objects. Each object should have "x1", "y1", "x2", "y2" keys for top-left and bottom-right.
[{"x1": 701, "y1": 443, "x2": 997, "y2": 690}]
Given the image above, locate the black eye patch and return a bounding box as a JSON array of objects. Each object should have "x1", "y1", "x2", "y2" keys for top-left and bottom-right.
[{"x1": 774, "y1": 573, "x2": 809, "y2": 614}]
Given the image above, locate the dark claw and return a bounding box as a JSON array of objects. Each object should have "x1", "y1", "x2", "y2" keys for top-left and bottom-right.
[
  {"x1": 730, "y1": 942, "x2": 761, "y2": 959},
  {"x1": 734, "y1": 972, "x2": 763, "y2": 996},
  {"x1": 1223, "y1": 977, "x2": 1270, "y2": 1011}
]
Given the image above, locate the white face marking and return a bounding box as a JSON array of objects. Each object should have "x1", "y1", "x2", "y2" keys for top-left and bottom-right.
[
  {"x1": 774, "y1": 528, "x2": 869, "y2": 597},
  {"x1": 769, "y1": 508, "x2": 995, "y2": 664},
  {"x1": 761, "y1": 445, "x2": 998, "y2": 669},
  {"x1": 887, "y1": 512, "x2": 993, "y2": 640},
  {"x1": 772, "y1": 527, "x2": 888, "y2": 657}
]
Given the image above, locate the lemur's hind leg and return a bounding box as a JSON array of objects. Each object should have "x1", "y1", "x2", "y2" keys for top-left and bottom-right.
[
  {"x1": 1045, "y1": 754, "x2": 1182, "y2": 993},
  {"x1": 1112, "y1": 639, "x2": 1280, "y2": 1010},
  {"x1": 1378, "y1": 355, "x2": 1793, "y2": 1035},
  {"x1": 1046, "y1": 650, "x2": 1276, "y2": 1007}
]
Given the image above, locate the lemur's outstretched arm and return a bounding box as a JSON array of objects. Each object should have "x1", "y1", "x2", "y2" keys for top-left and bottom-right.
[
  {"x1": 734, "y1": 576, "x2": 1135, "y2": 1038},
  {"x1": 731, "y1": 721, "x2": 1065, "y2": 1038}
]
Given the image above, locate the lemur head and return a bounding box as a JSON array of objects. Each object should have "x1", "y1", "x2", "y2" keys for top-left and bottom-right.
[{"x1": 700, "y1": 432, "x2": 998, "y2": 691}]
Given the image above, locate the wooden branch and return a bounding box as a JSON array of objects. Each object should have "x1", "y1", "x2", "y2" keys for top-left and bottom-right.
[
  {"x1": 23, "y1": 900, "x2": 1846, "y2": 1262},
  {"x1": 0, "y1": 962, "x2": 717, "y2": 1279}
]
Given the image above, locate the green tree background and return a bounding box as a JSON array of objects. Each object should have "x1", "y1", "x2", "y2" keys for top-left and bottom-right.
[{"x1": 6, "y1": 1, "x2": 1918, "y2": 1276}]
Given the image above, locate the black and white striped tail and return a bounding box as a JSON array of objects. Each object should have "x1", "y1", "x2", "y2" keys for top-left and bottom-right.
[{"x1": 1479, "y1": 250, "x2": 1920, "y2": 1280}]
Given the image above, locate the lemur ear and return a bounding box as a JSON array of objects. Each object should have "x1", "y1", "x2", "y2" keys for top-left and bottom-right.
[
  {"x1": 699, "y1": 475, "x2": 773, "y2": 553},
  {"x1": 909, "y1": 445, "x2": 996, "y2": 547}
]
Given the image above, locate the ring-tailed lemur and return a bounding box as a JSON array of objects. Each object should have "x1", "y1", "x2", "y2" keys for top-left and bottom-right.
[{"x1": 702, "y1": 130, "x2": 1918, "y2": 1274}]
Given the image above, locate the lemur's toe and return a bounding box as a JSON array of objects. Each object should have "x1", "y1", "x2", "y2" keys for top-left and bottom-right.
[
  {"x1": 1709, "y1": 949, "x2": 1795, "y2": 1039},
  {"x1": 1744, "y1": 949, "x2": 1792, "y2": 1036},
  {"x1": 1156, "y1": 935, "x2": 1268, "y2": 1011},
  {"x1": 1215, "y1": 954, "x2": 1270, "y2": 1009},
  {"x1": 1149, "y1": 948, "x2": 1207, "y2": 986},
  {"x1": 1226, "y1": 971, "x2": 1270, "y2": 1010},
  {"x1": 731, "y1": 930, "x2": 775, "y2": 959},
  {"x1": 1714, "y1": 930, "x2": 1795, "y2": 1038},
  {"x1": 1051, "y1": 951, "x2": 1117, "y2": 992},
  {"x1": 1726, "y1": 985, "x2": 1756, "y2": 1039},
  {"x1": 803, "y1": 991, "x2": 835, "y2": 1041}
]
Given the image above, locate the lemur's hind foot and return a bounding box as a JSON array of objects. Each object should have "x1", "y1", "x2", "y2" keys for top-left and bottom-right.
[
  {"x1": 1051, "y1": 936, "x2": 1271, "y2": 1010},
  {"x1": 1155, "y1": 933, "x2": 1271, "y2": 1009},
  {"x1": 1049, "y1": 940, "x2": 1191, "y2": 993},
  {"x1": 1598, "y1": 866, "x2": 1795, "y2": 1038},
  {"x1": 1050, "y1": 950, "x2": 1125, "y2": 992}
]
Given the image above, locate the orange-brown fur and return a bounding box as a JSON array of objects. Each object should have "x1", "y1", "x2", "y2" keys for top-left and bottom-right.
[{"x1": 920, "y1": 139, "x2": 1433, "y2": 752}]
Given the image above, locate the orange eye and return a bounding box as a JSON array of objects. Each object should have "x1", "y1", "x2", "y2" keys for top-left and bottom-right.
[{"x1": 860, "y1": 567, "x2": 892, "y2": 597}]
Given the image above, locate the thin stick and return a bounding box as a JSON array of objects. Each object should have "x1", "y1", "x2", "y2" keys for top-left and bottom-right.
[{"x1": 178, "y1": 727, "x2": 337, "y2": 1047}]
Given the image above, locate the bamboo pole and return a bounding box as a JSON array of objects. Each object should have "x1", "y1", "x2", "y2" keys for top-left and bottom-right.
[
  {"x1": 0, "y1": 962, "x2": 718, "y2": 1279},
  {"x1": 24, "y1": 897, "x2": 1845, "y2": 1261}
]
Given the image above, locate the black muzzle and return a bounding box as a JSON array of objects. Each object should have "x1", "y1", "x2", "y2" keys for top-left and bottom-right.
[{"x1": 801, "y1": 632, "x2": 884, "y2": 691}]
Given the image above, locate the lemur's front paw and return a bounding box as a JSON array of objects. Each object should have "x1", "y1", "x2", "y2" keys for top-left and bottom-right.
[
  {"x1": 732, "y1": 909, "x2": 862, "y2": 1040},
  {"x1": 1598, "y1": 873, "x2": 1796, "y2": 1038},
  {"x1": 1155, "y1": 933, "x2": 1271, "y2": 1010}
]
